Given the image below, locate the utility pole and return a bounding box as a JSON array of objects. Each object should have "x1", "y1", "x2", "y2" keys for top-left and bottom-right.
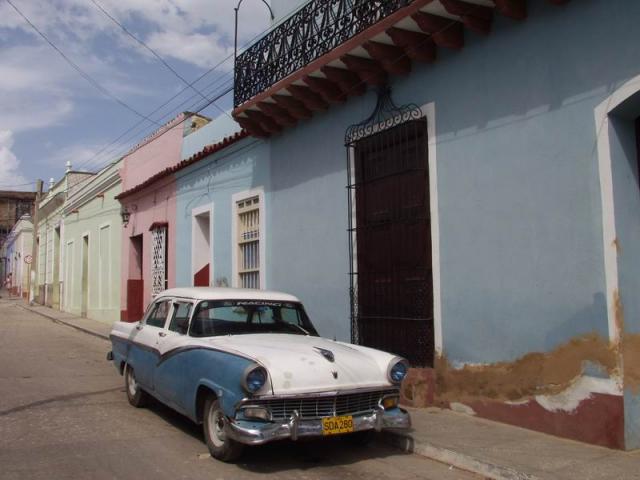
[{"x1": 28, "y1": 179, "x2": 43, "y2": 305}]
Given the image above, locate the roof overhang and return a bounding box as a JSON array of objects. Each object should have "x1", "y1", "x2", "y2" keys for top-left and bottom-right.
[{"x1": 232, "y1": 0, "x2": 570, "y2": 137}]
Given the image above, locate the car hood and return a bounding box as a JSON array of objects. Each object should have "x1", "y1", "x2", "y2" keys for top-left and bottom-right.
[{"x1": 207, "y1": 334, "x2": 395, "y2": 395}]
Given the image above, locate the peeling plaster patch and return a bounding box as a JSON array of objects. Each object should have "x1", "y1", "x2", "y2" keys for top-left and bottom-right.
[
  {"x1": 435, "y1": 333, "x2": 618, "y2": 402},
  {"x1": 535, "y1": 376, "x2": 622, "y2": 413},
  {"x1": 450, "y1": 402, "x2": 476, "y2": 416},
  {"x1": 623, "y1": 335, "x2": 640, "y2": 393}
]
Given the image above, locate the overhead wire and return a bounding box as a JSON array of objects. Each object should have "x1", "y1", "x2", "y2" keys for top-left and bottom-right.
[
  {"x1": 85, "y1": 0, "x2": 233, "y2": 122},
  {"x1": 4, "y1": 0, "x2": 161, "y2": 127},
  {"x1": 75, "y1": 77, "x2": 234, "y2": 173},
  {"x1": 85, "y1": 5, "x2": 477, "y2": 180}
]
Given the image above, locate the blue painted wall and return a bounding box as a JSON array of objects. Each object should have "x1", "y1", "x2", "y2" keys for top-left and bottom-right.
[
  {"x1": 182, "y1": 114, "x2": 242, "y2": 160},
  {"x1": 266, "y1": 0, "x2": 640, "y2": 363},
  {"x1": 176, "y1": 0, "x2": 640, "y2": 447},
  {"x1": 607, "y1": 97, "x2": 640, "y2": 449},
  {"x1": 179, "y1": 0, "x2": 640, "y2": 361},
  {"x1": 176, "y1": 138, "x2": 269, "y2": 290}
]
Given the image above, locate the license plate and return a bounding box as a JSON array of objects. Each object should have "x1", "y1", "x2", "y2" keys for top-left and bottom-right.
[{"x1": 322, "y1": 415, "x2": 354, "y2": 435}]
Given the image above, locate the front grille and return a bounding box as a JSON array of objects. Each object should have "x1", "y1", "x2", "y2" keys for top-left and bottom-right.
[{"x1": 250, "y1": 389, "x2": 398, "y2": 420}]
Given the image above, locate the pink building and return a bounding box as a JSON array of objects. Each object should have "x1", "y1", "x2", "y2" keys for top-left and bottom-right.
[{"x1": 117, "y1": 113, "x2": 209, "y2": 321}]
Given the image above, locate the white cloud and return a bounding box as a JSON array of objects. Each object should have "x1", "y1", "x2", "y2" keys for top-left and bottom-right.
[
  {"x1": 44, "y1": 138, "x2": 130, "y2": 173},
  {"x1": 146, "y1": 30, "x2": 232, "y2": 69},
  {"x1": 0, "y1": 131, "x2": 30, "y2": 189}
]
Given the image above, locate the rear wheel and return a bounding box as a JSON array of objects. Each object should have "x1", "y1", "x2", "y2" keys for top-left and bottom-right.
[
  {"x1": 125, "y1": 365, "x2": 149, "y2": 408},
  {"x1": 203, "y1": 395, "x2": 243, "y2": 462}
]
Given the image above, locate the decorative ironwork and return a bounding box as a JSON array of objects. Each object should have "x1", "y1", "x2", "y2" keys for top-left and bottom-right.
[
  {"x1": 151, "y1": 226, "x2": 167, "y2": 296},
  {"x1": 345, "y1": 88, "x2": 432, "y2": 367},
  {"x1": 234, "y1": 0, "x2": 414, "y2": 107},
  {"x1": 345, "y1": 86, "x2": 422, "y2": 146}
]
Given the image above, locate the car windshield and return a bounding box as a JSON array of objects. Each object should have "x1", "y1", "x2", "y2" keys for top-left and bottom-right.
[{"x1": 189, "y1": 300, "x2": 319, "y2": 337}]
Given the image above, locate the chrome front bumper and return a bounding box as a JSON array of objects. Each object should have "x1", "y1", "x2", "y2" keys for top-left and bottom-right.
[{"x1": 225, "y1": 406, "x2": 411, "y2": 445}]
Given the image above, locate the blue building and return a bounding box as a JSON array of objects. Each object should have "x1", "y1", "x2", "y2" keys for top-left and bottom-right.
[{"x1": 172, "y1": 0, "x2": 640, "y2": 450}]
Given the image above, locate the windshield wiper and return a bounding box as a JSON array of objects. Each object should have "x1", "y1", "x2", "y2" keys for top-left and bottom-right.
[{"x1": 285, "y1": 323, "x2": 309, "y2": 335}]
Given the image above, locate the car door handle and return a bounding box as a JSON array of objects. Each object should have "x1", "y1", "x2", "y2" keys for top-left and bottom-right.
[{"x1": 158, "y1": 332, "x2": 167, "y2": 337}]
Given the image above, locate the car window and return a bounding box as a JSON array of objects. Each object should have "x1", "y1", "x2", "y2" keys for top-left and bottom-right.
[
  {"x1": 281, "y1": 307, "x2": 303, "y2": 326},
  {"x1": 190, "y1": 300, "x2": 318, "y2": 337},
  {"x1": 168, "y1": 302, "x2": 192, "y2": 334},
  {"x1": 145, "y1": 300, "x2": 171, "y2": 328}
]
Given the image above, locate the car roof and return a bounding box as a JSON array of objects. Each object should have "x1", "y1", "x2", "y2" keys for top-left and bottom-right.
[{"x1": 155, "y1": 287, "x2": 301, "y2": 302}]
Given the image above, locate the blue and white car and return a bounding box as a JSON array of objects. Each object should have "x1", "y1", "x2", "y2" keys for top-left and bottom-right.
[{"x1": 108, "y1": 287, "x2": 411, "y2": 461}]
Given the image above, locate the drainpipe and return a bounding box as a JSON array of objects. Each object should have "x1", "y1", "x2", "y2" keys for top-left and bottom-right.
[{"x1": 28, "y1": 179, "x2": 43, "y2": 305}]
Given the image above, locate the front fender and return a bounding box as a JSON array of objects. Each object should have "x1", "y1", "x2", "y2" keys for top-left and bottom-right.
[
  {"x1": 194, "y1": 379, "x2": 244, "y2": 418},
  {"x1": 156, "y1": 347, "x2": 262, "y2": 421}
]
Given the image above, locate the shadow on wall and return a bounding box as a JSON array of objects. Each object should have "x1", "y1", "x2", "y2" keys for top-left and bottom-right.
[{"x1": 266, "y1": 0, "x2": 640, "y2": 193}]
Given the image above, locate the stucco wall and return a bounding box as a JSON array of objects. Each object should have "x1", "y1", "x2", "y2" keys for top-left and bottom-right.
[
  {"x1": 604, "y1": 89, "x2": 640, "y2": 449},
  {"x1": 120, "y1": 176, "x2": 177, "y2": 315},
  {"x1": 120, "y1": 114, "x2": 186, "y2": 191},
  {"x1": 263, "y1": 0, "x2": 640, "y2": 365},
  {"x1": 181, "y1": 115, "x2": 241, "y2": 160},
  {"x1": 175, "y1": 138, "x2": 269, "y2": 289},
  {"x1": 62, "y1": 182, "x2": 122, "y2": 324}
]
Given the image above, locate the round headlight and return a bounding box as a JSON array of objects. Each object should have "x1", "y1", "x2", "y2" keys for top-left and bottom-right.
[
  {"x1": 388, "y1": 359, "x2": 409, "y2": 384},
  {"x1": 243, "y1": 366, "x2": 267, "y2": 393}
]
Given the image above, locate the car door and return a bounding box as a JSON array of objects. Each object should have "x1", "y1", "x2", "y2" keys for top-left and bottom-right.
[
  {"x1": 128, "y1": 298, "x2": 172, "y2": 390},
  {"x1": 154, "y1": 300, "x2": 194, "y2": 408}
]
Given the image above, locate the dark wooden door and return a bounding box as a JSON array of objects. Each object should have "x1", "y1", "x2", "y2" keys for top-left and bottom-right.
[{"x1": 353, "y1": 118, "x2": 433, "y2": 367}]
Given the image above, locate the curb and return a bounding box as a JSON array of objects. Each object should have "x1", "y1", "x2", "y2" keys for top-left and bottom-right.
[
  {"x1": 17, "y1": 304, "x2": 110, "y2": 341},
  {"x1": 380, "y1": 431, "x2": 540, "y2": 480}
]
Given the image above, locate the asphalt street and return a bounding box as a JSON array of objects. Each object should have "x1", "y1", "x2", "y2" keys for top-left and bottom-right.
[{"x1": 0, "y1": 297, "x2": 480, "y2": 480}]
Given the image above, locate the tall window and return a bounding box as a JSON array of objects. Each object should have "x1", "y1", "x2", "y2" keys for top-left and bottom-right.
[
  {"x1": 237, "y1": 196, "x2": 260, "y2": 289},
  {"x1": 151, "y1": 225, "x2": 168, "y2": 296}
]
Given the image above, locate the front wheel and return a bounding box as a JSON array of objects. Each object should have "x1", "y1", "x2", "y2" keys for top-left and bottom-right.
[
  {"x1": 125, "y1": 365, "x2": 149, "y2": 408},
  {"x1": 203, "y1": 396, "x2": 243, "y2": 462}
]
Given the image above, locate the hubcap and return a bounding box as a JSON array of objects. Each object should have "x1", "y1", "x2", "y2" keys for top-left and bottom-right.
[
  {"x1": 208, "y1": 407, "x2": 226, "y2": 447},
  {"x1": 127, "y1": 368, "x2": 137, "y2": 397}
]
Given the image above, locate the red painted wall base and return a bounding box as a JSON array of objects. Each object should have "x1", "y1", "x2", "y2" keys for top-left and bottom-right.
[{"x1": 467, "y1": 393, "x2": 625, "y2": 450}]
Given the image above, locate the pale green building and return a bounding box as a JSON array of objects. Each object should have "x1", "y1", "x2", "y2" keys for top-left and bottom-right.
[
  {"x1": 35, "y1": 168, "x2": 94, "y2": 307},
  {"x1": 61, "y1": 160, "x2": 122, "y2": 323}
]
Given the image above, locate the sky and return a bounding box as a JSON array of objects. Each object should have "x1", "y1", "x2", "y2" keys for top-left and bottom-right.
[{"x1": 0, "y1": 0, "x2": 274, "y2": 191}]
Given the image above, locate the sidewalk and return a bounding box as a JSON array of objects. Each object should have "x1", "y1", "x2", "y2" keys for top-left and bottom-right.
[
  {"x1": 384, "y1": 407, "x2": 640, "y2": 480},
  {"x1": 12, "y1": 300, "x2": 640, "y2": 479},
  {"x1": 16, "y1": 300, "x2": 112, "y2": 340}
]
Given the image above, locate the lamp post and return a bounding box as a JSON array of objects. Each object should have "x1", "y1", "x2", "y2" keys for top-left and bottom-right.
[{"x1": 234, "y1": 0, "x2": 275, "y2": 93}]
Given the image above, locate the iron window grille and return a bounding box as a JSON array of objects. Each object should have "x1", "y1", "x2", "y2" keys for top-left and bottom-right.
[{"x1": 237, "y1": 196, "x2": 261, "y2": 289}]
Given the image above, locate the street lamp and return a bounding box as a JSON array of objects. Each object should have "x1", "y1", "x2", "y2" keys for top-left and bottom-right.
[{"x1": 234, "y1": 0, "x2": 275, "y2": 86}]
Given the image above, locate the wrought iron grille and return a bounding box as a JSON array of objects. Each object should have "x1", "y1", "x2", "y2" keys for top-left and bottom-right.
[
  {"x1": 151, "y1": 226, "x2": 167, "y2": 296},
  {"x1": 234, "y1": 0, "x2": 414, "y2": 107},
  {"x1": 346, "y1": 88, "x2": 433, "y2": 367},
  {"x1": 249, "y1": 388, "x2": 397, "y2": 420}
]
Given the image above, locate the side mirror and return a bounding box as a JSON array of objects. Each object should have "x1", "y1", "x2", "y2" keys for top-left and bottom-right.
[{"x1": 135, "y1": 321, "x2": 143, "y2": 331}]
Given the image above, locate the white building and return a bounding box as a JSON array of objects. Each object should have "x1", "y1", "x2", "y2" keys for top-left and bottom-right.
[{"x1": 3, "y1": 215, "x2": 33, "y2": 298}]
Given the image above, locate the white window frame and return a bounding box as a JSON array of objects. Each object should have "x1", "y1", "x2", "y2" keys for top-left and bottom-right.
[
  {"x1": 191, "y1": 203, "x2": 214, "y2": 287},
  {"x1": 232, "y1": 187, "x2": 266, "y2": 289},
  {"x1": 593, "y1": 74, "x2": 640, "y2": 345}
]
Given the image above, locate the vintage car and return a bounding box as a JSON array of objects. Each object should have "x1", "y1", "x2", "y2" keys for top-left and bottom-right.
[{"x1": 108, "y1": 287, "x2": 411, "y2": 461}]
